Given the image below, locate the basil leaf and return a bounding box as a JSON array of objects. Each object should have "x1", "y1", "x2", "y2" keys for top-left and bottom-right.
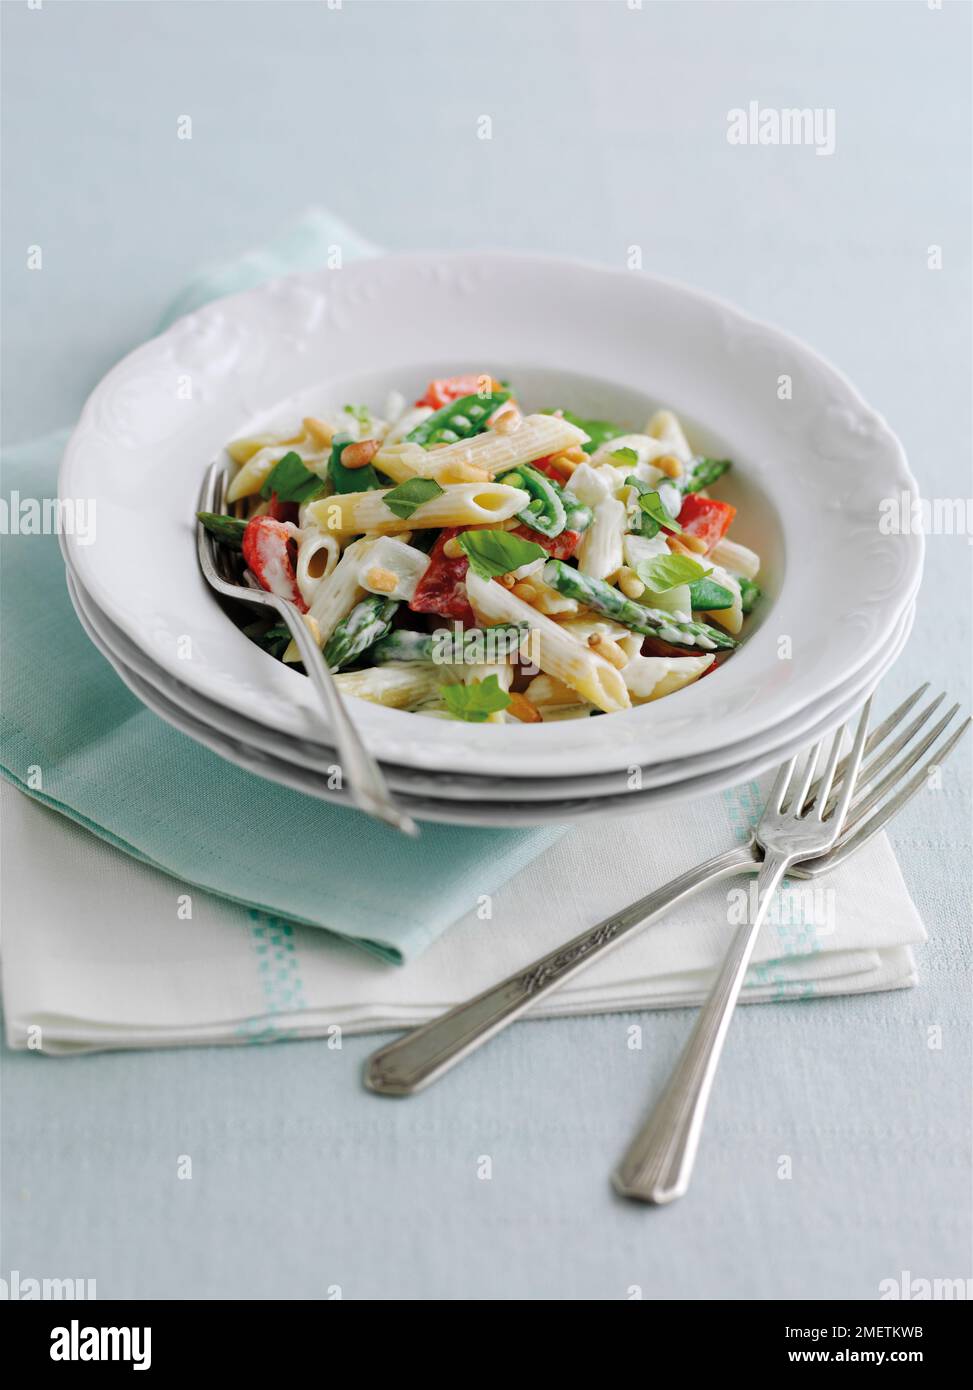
[
  {"x1": 259, "y1": 451, "x2": 326, "y2": 503},
  {"x1": 637, "y1": 489, "x2": 683, "y2": 534},
  {"x1": 383, "y1": 477, "x2": 445, "y2": 520},
  {"x1": 456, "y1": 529, "x2": 546, "y2": 580},
  {"x1": 688, "y1": 577, "x2": 734, "y2": 610},
  {"x1": 637, "y1": 553, "x2": 709, "y2": 593},
  {"x1": 441, "y1": 674, "x2": 512, "y2": 723}
]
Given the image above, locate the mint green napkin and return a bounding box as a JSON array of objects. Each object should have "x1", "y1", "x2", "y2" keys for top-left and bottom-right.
[{"x1": 0, "y1": 213, "x2": 565, "y2": 964}]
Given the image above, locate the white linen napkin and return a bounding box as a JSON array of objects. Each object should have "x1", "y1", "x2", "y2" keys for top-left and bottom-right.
[{"x1": 2, "y1": 779, "x2": 924, "y2": 1054}]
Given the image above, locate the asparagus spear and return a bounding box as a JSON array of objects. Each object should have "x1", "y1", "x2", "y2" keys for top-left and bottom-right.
[
  {"x1": 369, "y1": 623, "x2": 528, "y2": 665},
  {"x1": 679, "y1": 457, "x2": 732, "y2": 494},
  {"x1": 197, "y1": 511, "x2": 247, "y2": 548},
  {"x1": 323, "y1": 596, "x2": 399, "y2": 671},
  {"x1": 542, "y1": 560, "x2": 737, "y2": 651},
  {"x1": 738, "y1": 576, "x2": 762, "y2": 614}
]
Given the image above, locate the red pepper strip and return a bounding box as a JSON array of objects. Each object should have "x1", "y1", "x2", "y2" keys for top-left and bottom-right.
[
  {"x1": 267, "y1": 492, "x2": 299, "y2": 525},
  {"x1": 415, "y1": 374, "x2": 503, "y2": 410},
  {"x1": 677, "y1": 494, "x2": 736, "y2": 553},
  {"x1": 510, "y1": 524, "x2": 582, "y2": 561},
  {"x1": 408, "y1": 527, "x2": 477, "y2": 626},
  {"x1": 242, "y1": 516, "x2": 308, "y2": 612},
  {"x1": 528, "y1": 456, "x2": 565, "y2": 484}
]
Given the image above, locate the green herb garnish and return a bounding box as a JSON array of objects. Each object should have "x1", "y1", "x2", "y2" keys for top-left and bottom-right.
[
  {"x1": 688, "y1": 577, "x2": 735, "y2": 610},
  {"x1": 636, "y1": 552, "x2": 709, "y2": 593},
  {"x1": 382, "y1": 477, "x2": 445, "y2": 520},
  {"x1": 259, "y1": 451, "x2": 326, "y2": 504},
  {"x1": 456, "y1": 529, "x2": 546, "y2": 580},
  {"x1": 441, "y1": 674, "x2": 512, "y2": 723}
]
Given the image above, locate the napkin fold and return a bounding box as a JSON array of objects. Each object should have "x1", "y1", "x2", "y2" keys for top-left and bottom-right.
[
  {"x1": 0, "y1": 208, "x2": 926, "y2": 1054},
  {"x1": 2, "y1": 781, "x2": 923, "y2": 1054}
]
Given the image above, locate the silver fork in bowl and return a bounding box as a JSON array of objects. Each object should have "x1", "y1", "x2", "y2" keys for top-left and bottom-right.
[
  {"x1": 196, "y1": 462, "x2": 418, "y2": 837},
  {"x1": 612, "y1": 703, "x2": 873, "y2": 1205},
  {"x1": 364, "y1": 683, "x2": 969, "y2": 1095}
]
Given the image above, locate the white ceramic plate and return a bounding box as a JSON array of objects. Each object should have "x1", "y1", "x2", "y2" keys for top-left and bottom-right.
[
  {"x1": 67, "y1": 563, "x2": 915, "y2": 802},
  {"x1": 67, "y1": 570, "x2": 908, "y2": 827},
  {"x1": 60, "y1": 252, "x2": 922, "y2": 777}
]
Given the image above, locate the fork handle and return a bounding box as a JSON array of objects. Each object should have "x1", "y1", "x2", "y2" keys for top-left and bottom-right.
[
  {"x1": 282, "y1": 600, "x2": 417, "y2": 837},
  {"x1": 364, "y1": 842, "x2": 757, "y2": 1096},
  {"x1": 613, "y1": 853, "x2": 791, "y2": 1204}
]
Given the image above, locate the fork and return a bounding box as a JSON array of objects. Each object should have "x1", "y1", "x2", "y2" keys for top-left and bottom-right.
[
  {"x1": 365, "y1": 683, "x2": 969, "y2": 1095},
  {"x1": 612, "y1": 699, "x2": 871, "y2": 1204},
  {"x1": 196, "y1": 462, "x2": 418, "y2": 837}
]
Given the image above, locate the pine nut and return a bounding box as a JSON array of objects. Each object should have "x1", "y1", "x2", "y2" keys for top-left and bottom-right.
[
  {"x1": 341, "y1": 439, "x2": 382, "y2": 470},
  {"x1": 548, "y1": 451, "x2": 581, "y2": 477},
  {"x1": 365, "y1": 566, "x2": 399, "y2": 594},
  {"x1": 442, "y1": 536, "x2": 465, "y2": 559},
  {"x1": 656, "y1": 453, "x2": 683, "y2": 479},
  {"x1": 512, "y1": 580, "x2": 538, "y2": 603},
  {"x1": 618, "y1": 568, "x2": 645, "y2": 599},
  {"x1": 667, "y1": 531, "x2": 707, "y2": 555},
  {"x1": 507, "y1": 692, "x2": 542, "y2": 723},
  {"x1": 587, "y1": 633, "x2": 628, "y2": 669}
]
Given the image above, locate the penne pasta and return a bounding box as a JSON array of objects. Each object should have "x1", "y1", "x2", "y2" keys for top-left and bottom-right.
[
  {"x1": 646, "y1": 408, "x2": 693, "y2": 463},
  {"x1": 282, "y1": 537, "x2": 375, "y2": 662},
  {"x1": 465, "y1": 571, "x2": 631, "y2": 714},
  {"x1": 211, "y1": 375, "x2": 760, "y2": 722},
  {"x1": 616, "y1": 642, "x2": 715, "y2": 703},
  {"x1": 333, "y1": 663, "x2": 447, "y2": 709},
  {"x1": 710, "y1": 537, "x2": 760, "y2": 581},
  {"x1": 295, "y1": 531, "x2": 340, "y2": 608},
  {"x1": 373, "y1": 414, "x2": 588, "y2": 484},
  {"x1": 578, "y1": 495, "x2": 626, "y2": 582},
  {"x1": 305, "y1": 482, "x2": 530, "y2": 535}
]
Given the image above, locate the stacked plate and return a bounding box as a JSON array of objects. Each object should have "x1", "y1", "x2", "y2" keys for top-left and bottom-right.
[{"x1": 60, "y1": 253, "x2": 923, "y2": 827}]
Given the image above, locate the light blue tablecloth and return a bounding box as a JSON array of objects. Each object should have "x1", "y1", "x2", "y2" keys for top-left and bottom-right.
[{"x1": 1, "y1": 0, "x2": 969, "y2": 1299}]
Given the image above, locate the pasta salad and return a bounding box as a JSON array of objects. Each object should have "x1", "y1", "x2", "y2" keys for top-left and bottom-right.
[{"x1": 198, "y1": 373, "x2": 762, "y2": 724}]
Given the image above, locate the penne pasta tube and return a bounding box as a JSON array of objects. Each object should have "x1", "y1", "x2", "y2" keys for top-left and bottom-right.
[
  {"x1": 588, "y1": 433, "x2": 673, "y2": 470},
  {"x1": 282, "y1": 537, "x2": 374, "y2": 662},
  {"x1": 372, "y1": 414, "x2": 589, "y2": 484},
  {"x1": 295, "y1": 531, "x2": 340, "y2": 608},
  {"x1": 226, "y1": 431, "x2": 303, "y2": 466},
  {"x1": 646, "y1": 409, "x2": 693, "y2": 463},
  {"x1": 466, "y1": 571, "x2": 631, "y2": 714},
  {"x1": 618, "y1": 650, "x2": 715, "y2": 703},
  {"x1": 305, "y1": 482, "x2": 530, "y2": 535},
  {"x1": 710, "y1": 537, "x2": 760, "y2": 581},
  {"x1": 334, "y1": 663, "x2": 447, "y2": 709},
  {"x1": 578, "y1": 495, "x2": 626, "y2": 581}
]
